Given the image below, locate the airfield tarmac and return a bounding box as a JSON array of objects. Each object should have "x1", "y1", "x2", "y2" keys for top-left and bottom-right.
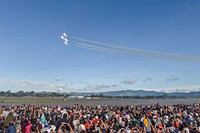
[{"x1": 0, "y1": 97, "x2": 199, "y2": 106}]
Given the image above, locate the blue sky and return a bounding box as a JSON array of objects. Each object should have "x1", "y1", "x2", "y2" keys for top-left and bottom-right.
[{"x1": 0, "y1": 0, "x2": 200, "y2": 92}]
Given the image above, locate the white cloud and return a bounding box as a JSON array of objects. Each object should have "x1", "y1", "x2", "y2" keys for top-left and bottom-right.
[
  {"x1": 0, "y1": 80, "x2": 122, "y2": 93},
  {"x1": 0, "y1": 80, "x2": 69, "y2": 92},
  {"x1": 144, "y1": 85, "x2": 200, "y2": 93},
  {"x1": 142, "y1": 78, "x2": 152, "y2": 82},
  {"x1": 166, "y1": 77, "x2": 179, "y2": 81},
  {"x1": 122, "y1": 79, "x2": 136, "y2": 85},
  {"x1": 83, "y1": 84, "x2": 122, "y2": 92},
  {"x1": 0, "y1": 80, "x2": 199, "y2": 93}
]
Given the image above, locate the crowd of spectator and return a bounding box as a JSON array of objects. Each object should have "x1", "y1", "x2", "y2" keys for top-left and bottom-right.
[{"x1": 0, "y1": 103, "x2": 199, "y2": 133}]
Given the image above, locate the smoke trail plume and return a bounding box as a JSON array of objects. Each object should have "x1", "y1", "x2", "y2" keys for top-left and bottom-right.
[{"x1": 60, "y1": 33, "x2": 200, "y2": 62}]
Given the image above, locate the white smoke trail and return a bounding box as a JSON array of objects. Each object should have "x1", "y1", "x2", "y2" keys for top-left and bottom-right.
[
  {"x1": 71, "y1": 36, "x2": 200, "y2": 62},
  {"x1": 58, "y1": 33, "x2": 200, "y2": 62},
  {"x1": 70, "y1": 41, "x2": 200, "y2": 62},
  {"x1": 71, "y1": 36, "x2": 166, "y2": 53},
  {"x1": 72, "y1": 42, "x2": 123, "y2": 53},
  {"x1": 72, "y1": 42, "x2": 150, "y2": 56},
  {"x1": 72, "y1": 44, "x2": 108, "y2": 53}
]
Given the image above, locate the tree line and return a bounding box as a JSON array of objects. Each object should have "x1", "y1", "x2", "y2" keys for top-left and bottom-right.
[
  {"x1": 0, "y1": 90, "x2": 70, "y2": 97},
  {"x1": 0, "y1": 90, "x2": 189, "y2": 99}
]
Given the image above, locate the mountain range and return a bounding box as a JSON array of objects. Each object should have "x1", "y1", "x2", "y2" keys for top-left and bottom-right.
[{"x1": 70, "y1": 89, "x2": 200, "y2": 97}]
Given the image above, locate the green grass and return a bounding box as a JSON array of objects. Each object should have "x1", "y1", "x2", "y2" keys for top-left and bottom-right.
[{"x1": 0, "y1": 97, "x2": 65, "y2": 103}]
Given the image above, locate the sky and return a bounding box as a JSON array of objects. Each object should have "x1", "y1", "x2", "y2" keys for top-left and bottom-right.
[{"x1": 0, "y1": 0, "x2": 200, "y2": 93}]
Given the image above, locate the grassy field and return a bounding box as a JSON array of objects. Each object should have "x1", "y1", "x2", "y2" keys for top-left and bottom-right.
[
  {"x1": 0, "y1": 97, "x2": 65, "y2": 103},
  {"x1": 0, "y1": 97, "x2": 199, "y2": 106}
]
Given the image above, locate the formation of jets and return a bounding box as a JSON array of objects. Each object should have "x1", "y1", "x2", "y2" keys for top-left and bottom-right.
[
  {"x1": 60, "y1": 33, "x2": 69, "y2": 45},
  {"x1": 59, "y1": 32, "x2": 200, "y2": 62}
]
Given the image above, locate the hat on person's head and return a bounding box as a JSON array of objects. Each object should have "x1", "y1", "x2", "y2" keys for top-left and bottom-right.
[
  {"x1": 153, "y1": 115, "x2": 158, "y2": 119},
  {"x1": 156, "y1": 124, "x2": 163, "y2": 129},
  {"x1": 154, "y1": 110, "x2": 158, "y2": 114}
]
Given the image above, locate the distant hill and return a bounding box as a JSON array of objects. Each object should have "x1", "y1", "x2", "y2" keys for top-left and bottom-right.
[
  {"x1": 1, "y1": 90, "x2": 199, "y2": 98},
  {"x1": 168, "y1": 91, "x2": 200, "y2": 97},
  {"x1": 72, "y1": 89, "x2": 200, "y2": 97},
  {"x1": 100, "y1": 90, "x2": 164, "y2": 96}
]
